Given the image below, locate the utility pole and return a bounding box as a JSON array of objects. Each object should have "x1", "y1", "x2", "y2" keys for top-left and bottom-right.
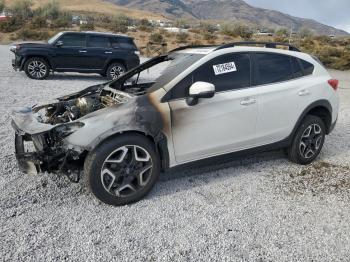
[{"x1": 289, "y1": 23, "x2": 293, "y2": 44}]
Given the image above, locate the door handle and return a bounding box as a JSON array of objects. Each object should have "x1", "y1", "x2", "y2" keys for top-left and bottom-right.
[
  {"x1": 105, "y1": 51, "x2": 113, "y2": 54},
  {"x1": 298, "y1": 89, "x2": 310, "y2": 96},
  {"x1": 240, "y1": 98, "x2": 256, "y2": 106},
  {"x1": 79, "y1": 50, "x2": 87, "y2": 53}
]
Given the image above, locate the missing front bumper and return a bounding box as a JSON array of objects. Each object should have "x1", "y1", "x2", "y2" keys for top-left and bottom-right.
[{"x1": 15, "y1": 133, "x2": 41, "y2": 175}]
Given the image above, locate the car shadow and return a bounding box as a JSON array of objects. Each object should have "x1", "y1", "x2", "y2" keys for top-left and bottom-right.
[{"x1": 151, "y1": 149, "x2": 286, "y2": 199}]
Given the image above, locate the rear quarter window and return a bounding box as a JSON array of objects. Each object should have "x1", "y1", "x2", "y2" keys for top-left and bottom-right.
[
  {"x1": 300, "y1": 59, "x2": 315, "y2": 76},
  {"x1": 255, "y1": 53, "x2": 293, "y2": 85},
  {"x1": 110, "y1": 37, "x2": 137, "y2": 50}
]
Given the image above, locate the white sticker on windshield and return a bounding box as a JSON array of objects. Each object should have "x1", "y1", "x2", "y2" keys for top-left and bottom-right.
[{"x1": 213, "y1": 62, "x2": 237, "y2": 75}]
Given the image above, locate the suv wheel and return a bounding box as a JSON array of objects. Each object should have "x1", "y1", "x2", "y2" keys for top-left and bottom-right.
[
  {"x1": 24, "y1": 57, "x2": 50, "y2": 80},
  {"x1": 106, "y1": 62, "x2": 126, "y2": 80},
  {"x1": 84, "y1": 134, "x2": 160, "y2": 206},
  {"x1": 287, "y1": 115, "x2": 326, "y2": 165}
]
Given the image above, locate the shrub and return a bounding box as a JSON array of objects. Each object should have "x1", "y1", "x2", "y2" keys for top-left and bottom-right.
[
  {"x1": 0, "y1": 17, "x2": 23, "y2": 32},
  {"x1": 50, "y1": 12, "x2": 71, "y2": 28},
  {"x1": 149, "y1": 32, "x2": 164, "y2": 44},
  {"x1": 110, "y1": 15, "x2": 129, "y2": 33},
  {"x1": 36, "y1": 0, "x2": 60, "y2": 20},
  {"x1": 16, "y1": 28, "x2": 50, "y2": 40},
  {"x1": 9, "y1": 0, "x2": 33, "y2": 21},
  {"x1": 80, "y1": 22, "x2": 95, "y2": 31},
  {"x1": 176, "y1": 32, "x2": 188, "y2": 43},
  {"x1": 30, "y1": 15, "x2": 47, "y2": 29}
]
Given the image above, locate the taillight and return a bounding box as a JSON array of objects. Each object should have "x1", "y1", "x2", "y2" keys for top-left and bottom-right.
[{"x1": 328, "y1": 79, "x2": 339, "y2": 91}]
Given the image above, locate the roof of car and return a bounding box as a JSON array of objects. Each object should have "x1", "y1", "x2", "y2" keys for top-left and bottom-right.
[
  {"x1": 172, "y1": 42, "x2": 301, "y2": 55},
  {"x1": 62, "y1": 31, "x2": 131, "y2": 38}
]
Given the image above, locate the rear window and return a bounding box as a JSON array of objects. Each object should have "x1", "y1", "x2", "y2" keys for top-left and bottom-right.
[
  {"x1": 255, "y1": 53, "x2": 294, "y2": 85},
  {"x1": 110, "y1": 37, "x2": 137, "y2": 50},
  {"x1": 88, "y1": 36, "x2": 111, "y2": 48},
  {"x1": 300, "y1": 59, "x2": 315, "y2": 76}
]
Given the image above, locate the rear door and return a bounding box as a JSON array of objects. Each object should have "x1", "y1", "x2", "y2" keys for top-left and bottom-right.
[
  {"x1": 85, "y1": 35, "x2": 113, "y2": 70},
  {"x1": 254, "y1": 53, "x2": 315, "y2": 145},
  {"x1": 51, "y1": 33, "x2": 87, "y2": 70},
  {"x1": 168, "y1": 53, "x2": 259, "y2": 163}
]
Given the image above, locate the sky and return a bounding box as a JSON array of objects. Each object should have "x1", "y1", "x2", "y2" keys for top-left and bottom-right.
[{"x1": 244, "y1": 0, "x2": 350, "y2": 33}]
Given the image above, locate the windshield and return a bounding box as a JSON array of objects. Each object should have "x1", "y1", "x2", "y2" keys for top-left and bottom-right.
[
  {"x1": 48, "y1": 32, "x2": 64, "y2": 45},
  {"x1": 109, "y1": 52, "x2": 205, "y2": 93}
]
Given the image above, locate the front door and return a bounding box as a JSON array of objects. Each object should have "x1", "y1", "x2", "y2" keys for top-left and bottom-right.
[
  {"x1": 168, "y1": 53, "x2": 259, "y2": 163},
  {"x1": 51, "y1": 33, "x2": 88, "y2": 70}
]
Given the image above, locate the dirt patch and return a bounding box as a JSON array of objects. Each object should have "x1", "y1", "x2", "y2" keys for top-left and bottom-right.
[{"x1": 277, "y1": 161, "x2": 350, "y2": 196}]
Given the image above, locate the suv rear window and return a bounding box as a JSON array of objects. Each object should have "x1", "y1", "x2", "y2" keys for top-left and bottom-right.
[
  {"x1": 110, "y1": 37, "x2": 137, "y2": 50},
  {"x1": 88, "y1": 36, "x2": 111, "y2": 48},
  {"x1": 255, "y1": 53, "x2": 293, "y2": 85}
]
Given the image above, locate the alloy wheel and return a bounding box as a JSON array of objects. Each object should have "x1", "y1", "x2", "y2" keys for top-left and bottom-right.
[
  {"x1": 100, "y1": 145, "x2": 153, "y2": 197},
  {"x1": 109, "y1": 66, "x2": 125, "y2": 79},
  {"x1": 299, "y1": 124, "x2": 323, "y2": 159},
  {"x1": 27, "y1": 60, "x2": 47, "y2": 79}
]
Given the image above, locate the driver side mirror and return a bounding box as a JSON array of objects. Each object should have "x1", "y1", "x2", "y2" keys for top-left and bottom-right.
[
  {"x1": 186, "y1": 82, "x2": 215, "y2": 106},
  {"x1": 56, "y1": 41, "x2": 63, "y2": 47}
]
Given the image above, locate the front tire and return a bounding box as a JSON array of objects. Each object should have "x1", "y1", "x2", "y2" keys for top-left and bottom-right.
[
  {"x1": 84, "y1": 134, "x2": 160, "y2": 206},
  {"x1": 287, "y1": 115, "x2": 326, "y2": 165},
  {"x1": 24, "y1": 57, "x2": 50, "y2": 80},
  {"x1": 106, "y1": 62, "x2": 126, "y2": 80}
]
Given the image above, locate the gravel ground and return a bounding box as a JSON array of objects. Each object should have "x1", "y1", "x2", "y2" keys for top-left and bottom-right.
[{"x1": 1, "y1": 45, "x2": 350, "y2": 261}]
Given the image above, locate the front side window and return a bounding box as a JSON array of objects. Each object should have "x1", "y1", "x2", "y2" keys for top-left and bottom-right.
[
  {"x1": 59, "y1": 34, "x2": 86, "y2": 47},
  {"x1": 255, "y1": 53, "x2": 293, "y2": 85},
  {"x1": 88, "y1": 36, "x2": 110, "y2": 48},
  {"x1": 169, "y1": 53, "x2": 251, "y2": 100}
]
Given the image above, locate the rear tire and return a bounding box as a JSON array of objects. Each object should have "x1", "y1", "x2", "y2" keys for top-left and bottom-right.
[
  {"x1": 24, "y1": 57, "x2": 50, "y2": 80},
  {"x1": 287, "y1": 115, "x2": 326, "y2": 165},
  {"x1": 106, "y1": 62, "x2": 126, "y2": 80},
  {"x1": 84, "y1": 134, "x2": 160, "y2": 206}
]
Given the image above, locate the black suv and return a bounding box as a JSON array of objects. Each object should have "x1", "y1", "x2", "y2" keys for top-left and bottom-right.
[{"x1": 11, "y1": 31, "x2": 140, "y2": 80}]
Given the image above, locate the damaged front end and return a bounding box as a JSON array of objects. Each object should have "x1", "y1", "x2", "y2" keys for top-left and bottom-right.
[
  {"x1": 12, "y1": 107, "x2": 87, "y2": 181},
  {"x1": 11, "y1": 83, "x2": 148, "y2": 181}
]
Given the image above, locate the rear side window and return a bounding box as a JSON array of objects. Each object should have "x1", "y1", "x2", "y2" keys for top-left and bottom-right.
[
  {"x1": 255, "y1": 53, "x2": 293, "y2": 85},
  {"x1": 88, "y1": 36, "x2": 111, "y2": 48},
  {"x1": 110, "y1": 37, "x2": 137, "y2": 50},
  {"x1": 59, "y1": 34, "x2": 86, "y2": 47},
  {"x1": 300, "y1": 59, "x2": 314, "y2": 76},
  {"x1": 291, "y1": 57, "x2": 304, "y2": 78}
]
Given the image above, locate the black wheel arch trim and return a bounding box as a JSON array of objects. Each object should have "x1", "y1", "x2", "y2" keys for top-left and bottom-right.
[{"x1": 22, "y1": 55, "x2": 52, "y2": 71}]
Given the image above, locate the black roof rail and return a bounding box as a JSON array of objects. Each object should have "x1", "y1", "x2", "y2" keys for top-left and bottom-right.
[
  {"x1": 169, "y1": 44, "x2": 218, "y2": 53},
  {"x1": 215, "y1": 42, "x2": 301, "y2": 52}
]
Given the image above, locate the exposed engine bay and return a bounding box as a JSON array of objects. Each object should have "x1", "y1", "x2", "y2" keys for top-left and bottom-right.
[{"x1": 34, "y1": 85, "x2": 147, "y2": 125}]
